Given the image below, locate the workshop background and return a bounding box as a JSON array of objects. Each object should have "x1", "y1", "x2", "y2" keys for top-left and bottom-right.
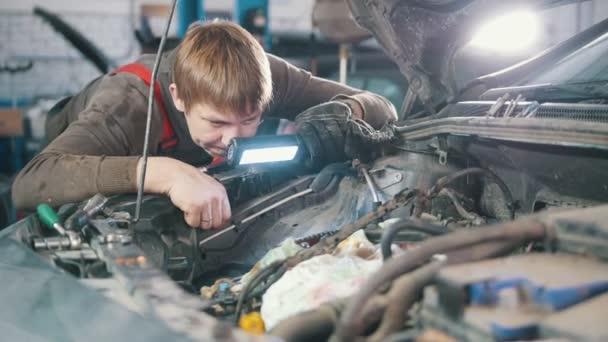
[{"x1": 1, "y1": 0, "x2": 608, "y2": 227}]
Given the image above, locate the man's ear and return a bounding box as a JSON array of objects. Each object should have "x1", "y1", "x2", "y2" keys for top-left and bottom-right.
[{"x1": 169, "y1": 83, "x2": 186, "y2": 113}]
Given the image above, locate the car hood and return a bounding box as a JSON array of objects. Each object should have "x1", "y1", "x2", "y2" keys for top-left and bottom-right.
[{"x1": 345, "y1": 0, "x2": 585, "y2": 114}]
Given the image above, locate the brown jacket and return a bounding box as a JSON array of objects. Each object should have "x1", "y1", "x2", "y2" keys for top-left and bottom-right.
[{"x1": 12, "y1": 51, "x2": 397, "y2": 209}]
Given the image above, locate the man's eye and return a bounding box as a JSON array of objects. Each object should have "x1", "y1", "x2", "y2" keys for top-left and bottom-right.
[
  {"x1": 244, "y1": 118, "x2": 261, "y2": 125},
  {"x1": 210, "y1": 122, "x2": 223, "y2": 128}
]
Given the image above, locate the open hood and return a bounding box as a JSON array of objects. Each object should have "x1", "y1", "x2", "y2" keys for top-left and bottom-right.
[{"x1": 345, "y1": 0, "x2": 585, "y2": 114}]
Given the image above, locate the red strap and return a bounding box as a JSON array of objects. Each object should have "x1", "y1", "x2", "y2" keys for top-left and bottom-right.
[
  {"x1": 113, "y1": 63, "x2": 178, "y2": 149},
  {"x1": 210, "y1": 157, "x2": 225, "y2": 166}
]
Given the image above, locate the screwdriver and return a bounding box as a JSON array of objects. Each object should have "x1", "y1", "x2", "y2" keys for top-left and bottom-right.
[{"x1": 37, "y1": 204, "x2": 68, "y2": 235}]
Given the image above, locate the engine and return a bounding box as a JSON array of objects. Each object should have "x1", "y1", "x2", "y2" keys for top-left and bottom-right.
[{"x1": 4, "y1": 100, "x2": 608, "y2": 341}]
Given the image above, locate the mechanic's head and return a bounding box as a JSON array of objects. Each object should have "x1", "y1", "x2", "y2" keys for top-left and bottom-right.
[{"x1": 169, "y1": 21, "x2": 272, "y2": 157}]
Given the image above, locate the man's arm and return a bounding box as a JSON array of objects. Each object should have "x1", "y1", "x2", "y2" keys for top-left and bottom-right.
[
  {"x1": 12, "y1": 72, "x2": 231, "y2": 229},
  {"x1": 265, "y1": 54, "x2": 398, "y2": 128},
  {"x1": 11, "y1": 73, "x2": 162, "y2": 209}
]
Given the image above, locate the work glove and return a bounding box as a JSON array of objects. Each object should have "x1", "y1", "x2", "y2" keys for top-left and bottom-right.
[{"x1": 294, "y1": 101, "x2": 395, "y2": 171}]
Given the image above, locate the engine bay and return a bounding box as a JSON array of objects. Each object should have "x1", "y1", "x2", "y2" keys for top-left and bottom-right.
[
  {"x1": 3, "y1": 1, "x2": 608, "y2": 341},
  {"x1": 4, "y1": 99, "x2": 608, "y2": 340}
]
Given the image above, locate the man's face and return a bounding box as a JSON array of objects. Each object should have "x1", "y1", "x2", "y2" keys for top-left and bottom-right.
[
  {"x1": 184, "y1": 102, "x2": 262, "y2": 157},
  {"x1": 170, "y1": 84, "x2": 262, "y2": 157}
]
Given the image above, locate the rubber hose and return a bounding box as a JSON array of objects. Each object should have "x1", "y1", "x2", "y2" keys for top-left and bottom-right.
[
  {"x1": 336, "y1": 218, "x2": 546, "y2": 340},
  {"x1": 270, "y1": 301, "x2": 345, "y2": 342},
  {"x1": 381, "y1": 219, "x2": 448, "y2": 260}
]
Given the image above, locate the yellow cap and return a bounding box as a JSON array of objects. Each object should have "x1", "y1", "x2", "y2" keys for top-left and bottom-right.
[{"x1": 239, "y1": 312, "x2": 266, "y2": 335}]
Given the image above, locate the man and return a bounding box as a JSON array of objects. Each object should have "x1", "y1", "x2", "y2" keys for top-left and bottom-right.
[{"x1": 12, "y1": 21, "x2": 397, "y2": 229}]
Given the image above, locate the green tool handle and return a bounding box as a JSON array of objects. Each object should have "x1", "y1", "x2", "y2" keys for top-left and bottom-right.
[{"x1": 37, "y1": 204, "x2": 64, "y2": 234}]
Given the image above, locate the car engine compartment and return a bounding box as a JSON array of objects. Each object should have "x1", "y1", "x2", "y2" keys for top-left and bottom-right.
[
  {"x1": 3, "y1": 97, "x2": 608, "y2": 341},
  {"x1": 2, "y1": 0, "x2": 608, "y2": 340}
]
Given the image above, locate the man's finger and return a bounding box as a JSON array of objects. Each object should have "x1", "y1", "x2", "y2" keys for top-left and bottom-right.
[
  {"x1": 184, "y1": 210, "x2": 200, "y2": 228},
  {"x1": 211, "y1": 197, "x2": 222, "y2": 228},
  {"x1": 222, "y1": 196, "x2": 232, "y2": 223},
  {"x1": 201, "y1": 204, "x2": 212, "y2": 230}
]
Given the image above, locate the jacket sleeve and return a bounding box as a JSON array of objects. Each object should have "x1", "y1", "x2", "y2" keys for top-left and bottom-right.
[
  {"x1": 265, "y1": 53, "x2": 398, "y2": 128},
  {"x1": 12, "y1": 72, "x2": 163, "y2": 210}
]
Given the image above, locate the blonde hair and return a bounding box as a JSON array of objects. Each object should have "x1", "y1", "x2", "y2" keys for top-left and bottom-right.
[{"x1": 173, "y1": 21, "x2": 272, "y2": 115}]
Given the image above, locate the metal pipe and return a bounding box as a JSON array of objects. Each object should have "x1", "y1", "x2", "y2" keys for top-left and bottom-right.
[
  {"x1": 33, "y1": 236, "x2": 72, "y2": 250},
  {"x1": 361, "y1": 167, "x2": 381, "y2": 204},
  {"x1": 399, "y1": 88, "x2": 417, "y2": 120},
  {"x1": 198, "y1": 188, "x2": 313, "y2": 249},
  {"x1": 230, "y1": 175, "x2": 315, "y2": 219},
  {"x1": 134, "y1": 0, "x2": 178, "y2": 222}
]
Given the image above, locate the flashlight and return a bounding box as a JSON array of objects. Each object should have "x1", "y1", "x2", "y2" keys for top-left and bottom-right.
[{"x1": 225, "y1": 135, "x2": 303, "y2": 168}]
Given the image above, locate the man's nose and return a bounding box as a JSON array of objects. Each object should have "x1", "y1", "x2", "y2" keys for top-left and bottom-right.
[{"x1": 221, "y1": 125, "x2": 243, "y2": 147}]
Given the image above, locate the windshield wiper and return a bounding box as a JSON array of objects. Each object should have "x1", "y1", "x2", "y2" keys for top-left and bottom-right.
[{"x1": 481, "y1": 81, "x2": 608, "y2": 101}]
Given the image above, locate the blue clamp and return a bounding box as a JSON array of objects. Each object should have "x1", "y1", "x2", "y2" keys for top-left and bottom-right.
[
  {"x1": 470, "y1": 277, "x2": 608, "y2": 311},
  {"x1": 469, "y1": 277, "x2": 608, "y2": 341}
]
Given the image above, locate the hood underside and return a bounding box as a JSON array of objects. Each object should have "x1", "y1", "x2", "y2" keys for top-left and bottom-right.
[{"x1": 346, "y1": 0, "x2": 586, "y2": 114}]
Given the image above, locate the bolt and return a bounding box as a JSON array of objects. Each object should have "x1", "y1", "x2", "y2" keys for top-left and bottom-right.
[{"x1": 411, "y1": 78, "x2": 422, "y2": 89}]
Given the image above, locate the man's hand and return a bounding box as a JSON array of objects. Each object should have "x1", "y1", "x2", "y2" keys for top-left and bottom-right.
[
  {"x1": 294, "y1": 101, "x2": 395, "y2": 170},
  {"x1": 137, "y1": 157, "x2": 231, "y2": 229}
]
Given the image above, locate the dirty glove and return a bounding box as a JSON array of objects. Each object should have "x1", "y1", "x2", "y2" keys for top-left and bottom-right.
[{"x1": 294, "y1": 101, "x2": 395, "y2": 171}]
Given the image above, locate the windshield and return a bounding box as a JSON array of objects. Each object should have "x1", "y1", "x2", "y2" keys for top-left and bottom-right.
[{"x1": 519, "y1": 32, "x2": 608, "y2": 85}]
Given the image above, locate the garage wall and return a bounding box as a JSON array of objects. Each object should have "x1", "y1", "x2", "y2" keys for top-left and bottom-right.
[
  {"x1": 0, "y1": 1, "x2": 158, "y2": 105},
  {"x1": 0, "y1": 0, "x2": 606, "y2": 105},
  {"x1": 0, "y1": 0, "x2": 315, "y2": 105}
]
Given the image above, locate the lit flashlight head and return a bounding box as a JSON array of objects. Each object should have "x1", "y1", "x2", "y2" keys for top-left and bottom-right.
[{"x1": 225, "y1": 135, "x2": 303, "y2": 168}]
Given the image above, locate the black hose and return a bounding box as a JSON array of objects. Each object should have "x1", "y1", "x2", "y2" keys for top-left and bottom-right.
[
  {"x1": 381, "y1": 219, "x2": 447, "y2": 260},
  {"x1": 234, "y1": 261, "x2": 286, "y2": 324}
]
